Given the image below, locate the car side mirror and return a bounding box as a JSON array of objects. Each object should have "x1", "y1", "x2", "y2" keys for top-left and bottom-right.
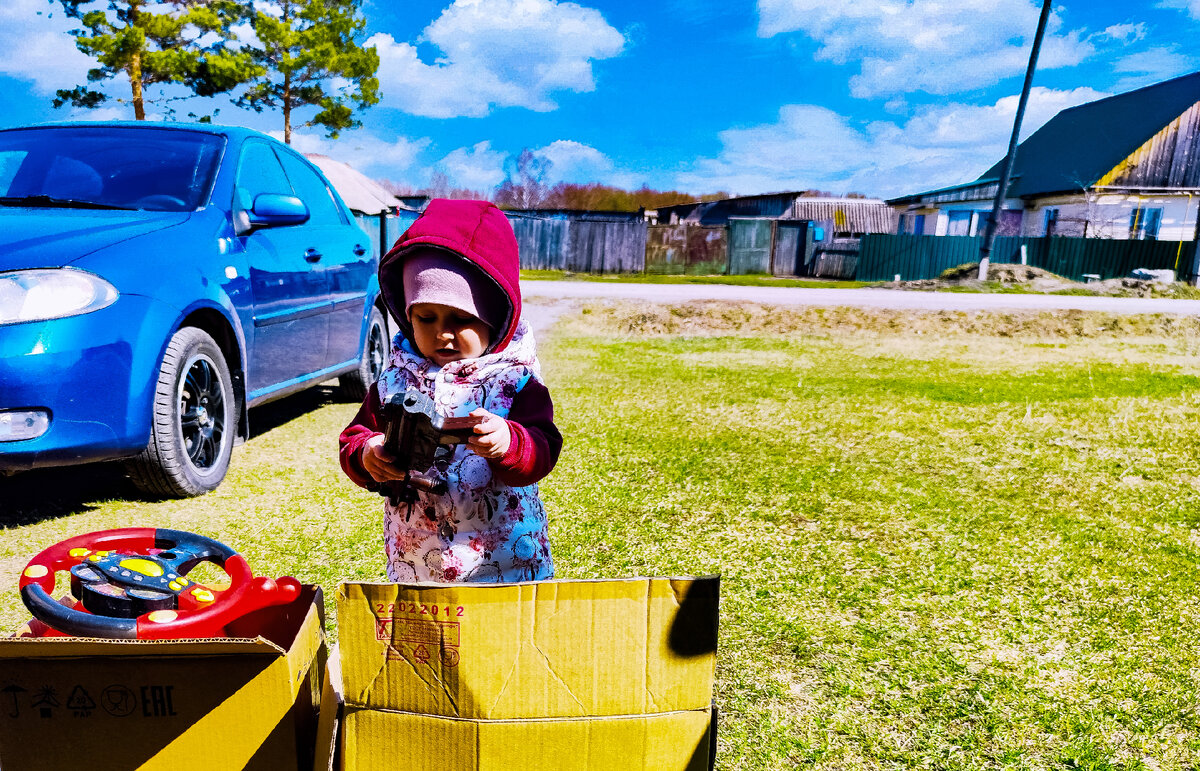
[{"x1": 248, "y1": 194, "x2": 309, "y2": 229}]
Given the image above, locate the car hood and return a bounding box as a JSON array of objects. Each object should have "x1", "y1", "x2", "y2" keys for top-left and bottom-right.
[{"x1": 0, "y1": 208, "x2": 193, "y2": 270}]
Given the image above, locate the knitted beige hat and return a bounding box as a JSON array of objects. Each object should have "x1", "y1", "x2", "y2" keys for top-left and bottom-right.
[{"x1": 401, "y1": 250, "x2": 505, "y2": 329}]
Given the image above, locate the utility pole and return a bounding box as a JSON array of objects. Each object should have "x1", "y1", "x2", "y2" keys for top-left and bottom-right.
[{"x1": 979, "y1": 0, "x2": 1052, "y2": 279}]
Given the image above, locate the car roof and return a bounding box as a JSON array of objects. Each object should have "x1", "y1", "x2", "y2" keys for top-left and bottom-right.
[{"x1": 0, "y1": 121, "x2": 277, "y2": 144}]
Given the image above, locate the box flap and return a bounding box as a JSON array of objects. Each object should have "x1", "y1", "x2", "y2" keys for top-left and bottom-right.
[
  {"x1": 0, "y1": 587, "x2": 326, "y2": 771},
  {"x1": 337, "y1": 577, "x2": 718, "y2": 720},
  {"x1": 0, "y1": 637, "x2": 282, "y2": 657}
]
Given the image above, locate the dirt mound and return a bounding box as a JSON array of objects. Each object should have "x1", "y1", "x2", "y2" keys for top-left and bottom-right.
[
  {"x1": 561, "y1": 300, "x2": 1200, "y2": 340},
  {"x1": 892, "y1": 262, "x2": 1200, "y2": 298}
]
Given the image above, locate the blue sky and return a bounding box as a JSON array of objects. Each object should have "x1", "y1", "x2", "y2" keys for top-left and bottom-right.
[{"x1": 1, "y1": 0, "x2": 1198, "y2": 199}]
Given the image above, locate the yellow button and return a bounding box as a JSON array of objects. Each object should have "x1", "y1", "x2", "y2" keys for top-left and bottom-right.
[
  {"x1": 69, "y1": 548, "x2": 91, "y2": 558},
  {"x1": 192, "y1": 589, "x2": 215, "y2": 603},
  {"x1": 120, "y1": 558, "x2": 164, "y2": 577},
  {"x1": 168, "y1": 581, "x2": 182, "y2": 591},
  {"x1": 88, "y1": 555, "x2": 102, "y2": 562},
  {"x1": 177, "y1": 578, "x2": 189, "y2": 586},
  {"x1": 23, "y1": 565, "x2": 48, "y2": 579},
  {"x1": 147, "y1": 610, "x2": 178, "y2": 624}
]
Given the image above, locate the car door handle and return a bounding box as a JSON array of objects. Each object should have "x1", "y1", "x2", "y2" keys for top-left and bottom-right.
[
  {"x1": 353, "y1": 244, "x2": 367, "y2": 256},
  {"x1": 304, "y1": 248, "x2": 323, "y2": 263}
]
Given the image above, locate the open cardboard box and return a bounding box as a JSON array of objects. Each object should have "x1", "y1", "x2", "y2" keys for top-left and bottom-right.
[
  {"x1": 0, "y1": 584, "x2": 326, "y2": 770},
  {"x1": 322, "y1": 576, "x2": 719, "y2": 771}
]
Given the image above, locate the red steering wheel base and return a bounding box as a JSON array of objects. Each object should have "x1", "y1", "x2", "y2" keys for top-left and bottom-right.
[{"x1": 19, "y1": 528, "x2": 301, "y2": 640}]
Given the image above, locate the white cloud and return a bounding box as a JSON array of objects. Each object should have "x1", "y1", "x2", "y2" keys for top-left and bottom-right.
[
  {"x1": 672, "y1": 87, "x2": 1107, "y2": 198},
  {"x1": 1110, "y1": 46, "x2": 1195, "y2": 91},
  {"x1": 533, "y1": 139, "x2": 639, "y2": 187},
  {"x1": 0, "y1": 0, "x2": 94, "y2": 95},
  {"x1": 1101, "y1": 23, "x2": 1147, "y2": 44},
  {"x1": 436, "y1": 141, "x2": 509, "y2": 191},
  {"x1": 280, "y1": 131, "x2": 432, "y2": 179},
  {"x1": 369, "y1": 0, "x2": 624, "y2": 118},
  {"x1": 1157, "y1": 0, "x2": 1200, "y2": 20},
  {"x1": 757, "y1": 0, "x2": 1093, "y2": 98}
]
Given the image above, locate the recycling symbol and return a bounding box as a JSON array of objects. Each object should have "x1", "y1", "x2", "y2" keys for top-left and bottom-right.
[{"x1": 67, "y1": 686, "x2": 96, "y2": 715}]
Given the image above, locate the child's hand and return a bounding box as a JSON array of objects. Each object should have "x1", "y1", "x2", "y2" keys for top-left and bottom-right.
[
  {"x1": 466, "y1": 408, "x2": 511, "y2": 459},
  {"x1": 361, "y1": 433, "x2": 407, "y2": 483}
]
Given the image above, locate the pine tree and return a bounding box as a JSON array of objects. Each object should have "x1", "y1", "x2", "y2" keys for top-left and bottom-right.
[
  {"x1": 237, "y1": 0, "x2": 379, "y2": 144},
  {"x1": 52, "y1": 0, "x2": 257, "y2": 120}
]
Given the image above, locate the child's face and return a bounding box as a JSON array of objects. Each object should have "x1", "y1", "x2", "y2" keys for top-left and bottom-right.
[{"x1": 409, "y1": 302, "x2": 491, "y2": 365}]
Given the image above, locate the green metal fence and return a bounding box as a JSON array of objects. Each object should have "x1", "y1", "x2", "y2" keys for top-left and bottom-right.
[{"x1": 857, "y1": 234, "x2": 1197, "y2": 283}]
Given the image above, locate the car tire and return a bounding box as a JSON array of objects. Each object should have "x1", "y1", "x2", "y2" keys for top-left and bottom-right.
[
  {"x1": 338, "y1": 305, "x2": 389, "y2": 402},
  {"x1": 126, "y1": 327, "x2": 235, "y2": 498}
]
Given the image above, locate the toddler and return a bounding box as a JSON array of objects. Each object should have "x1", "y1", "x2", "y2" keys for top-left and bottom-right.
[{"x1": 339, "y1": 199, "x2": 561, "y2": 582}]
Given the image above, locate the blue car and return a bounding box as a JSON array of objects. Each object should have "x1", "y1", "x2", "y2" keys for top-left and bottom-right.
[{"x1": 0, "y1": 123, "x2": 389, "y2": 497}]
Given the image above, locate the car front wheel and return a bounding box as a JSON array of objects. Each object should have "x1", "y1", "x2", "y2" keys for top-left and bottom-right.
[
  {"x1": 126, "y1": 327, "x2": 235, "y2": 498},
  {"x1": 338, "y1": 305, "x2": 388, "y2": 402}
]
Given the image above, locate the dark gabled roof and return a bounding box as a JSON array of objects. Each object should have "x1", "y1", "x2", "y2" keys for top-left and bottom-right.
[{"x1": 977, "y1": 70, "x2": 1200, "y2": 196}]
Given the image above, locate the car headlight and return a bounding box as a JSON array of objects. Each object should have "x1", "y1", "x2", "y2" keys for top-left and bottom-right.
[{"x1": 0, "y1": 269, "x2": 118, "y2": 325}]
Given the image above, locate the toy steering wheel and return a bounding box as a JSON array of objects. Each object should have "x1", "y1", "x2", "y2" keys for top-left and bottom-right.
[{"x1": 19, "y1": 527, "x2": 301, "y2": 640}]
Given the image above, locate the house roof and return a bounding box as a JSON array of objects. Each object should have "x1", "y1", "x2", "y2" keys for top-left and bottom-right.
[
  {"x1": 891, "y1": 70, "x2": 1200, "y2": 204},
  {"x1": 304, "y1": 153, "x2": 405, "y2": 215},
  {"x1": 978, "y1": 70, "x2": 1200, "y2": 197}
]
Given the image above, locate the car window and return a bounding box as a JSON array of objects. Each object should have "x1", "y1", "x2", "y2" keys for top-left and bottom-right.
[
  {"x1": 235, "y1": 142, "x2": 294, "y2": 209},
  {"x1": 0, "y1": 151, "x2": 27, "y2": 192},
  {"x1": 0, "y1": 127, "x2": 224, "y2": 211},
  {"x1": 277, "y1": 151, "x2": 347, "y2": 227}
]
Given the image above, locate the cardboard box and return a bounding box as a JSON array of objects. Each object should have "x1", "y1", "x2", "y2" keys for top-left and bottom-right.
[
  {"x1": 332, "y1": 577, "x2": 719, "y2": 771},
  {"x1": 0, "y1": 585, "x2": 326, "y2": 771}
]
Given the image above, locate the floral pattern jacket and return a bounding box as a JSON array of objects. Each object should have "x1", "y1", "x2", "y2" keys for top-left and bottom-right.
[{"x1": 365, "y1": 320, "x2": 556, "y2": 583}]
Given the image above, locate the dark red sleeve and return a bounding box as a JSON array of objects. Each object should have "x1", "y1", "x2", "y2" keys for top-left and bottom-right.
[
  {"x1": 339, "y1": 386, "x2": 383, "y2": 490},
  {"x1": 490, "y1": 379, "x2": 562, "y2": 487}
]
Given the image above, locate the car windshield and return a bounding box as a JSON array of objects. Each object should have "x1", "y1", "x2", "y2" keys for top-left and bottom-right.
[{"x1": 0, "y1": 127, "x2": 225, "y2": 212}]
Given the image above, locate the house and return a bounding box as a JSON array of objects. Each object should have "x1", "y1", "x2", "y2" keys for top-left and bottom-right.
[{"x1": 888, "y1": 71, "x2": 1200, "y2": 241}]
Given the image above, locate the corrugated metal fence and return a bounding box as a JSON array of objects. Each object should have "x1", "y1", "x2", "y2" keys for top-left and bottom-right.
[
  {"x1": 857, "y1": 234, "x2": 1198, "y2": 282},
  {"x1": 508, "y1": 215, "x2": 646, "y2": 272}
]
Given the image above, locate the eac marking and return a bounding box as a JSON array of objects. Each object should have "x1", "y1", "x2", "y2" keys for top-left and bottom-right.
[{"x1": 141, "y1": 685, "x2": 177, "y2": 717}]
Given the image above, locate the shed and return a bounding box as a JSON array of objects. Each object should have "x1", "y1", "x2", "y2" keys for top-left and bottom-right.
[{"x1": 304, "y1": 154, "x2": 405, "y2": 216}]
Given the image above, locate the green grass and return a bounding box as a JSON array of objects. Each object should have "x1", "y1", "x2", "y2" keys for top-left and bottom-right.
[
  {"x1": 520, "y1": 268, "x2": 873, "y2": 289},
  {"x1": 3, "y1": 301, "x2": 1200, "y2": 769}
]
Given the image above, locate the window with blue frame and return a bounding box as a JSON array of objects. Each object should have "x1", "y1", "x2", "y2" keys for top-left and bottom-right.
[
  {"x1": 947, "y1": 210, "x2": 971, "y2": 236},
  {"x1": 1043, "y1": 208, "x2": 1059, "y2": 236},
  {"x1": 1129, "y1": 207, "x2": 1162, "y2": 240}
]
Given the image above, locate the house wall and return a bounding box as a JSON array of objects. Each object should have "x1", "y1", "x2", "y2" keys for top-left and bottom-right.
[
  {"x1": 922, "y1": 199, "x2": 1023, "y2": 237},
  {"x1": 1023, "y1": 193, "x2": 1199, "y2": 240}
]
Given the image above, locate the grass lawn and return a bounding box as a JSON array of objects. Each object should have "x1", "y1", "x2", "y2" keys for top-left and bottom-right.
[
  {"x1": 521, "y1": 268, "x2": 873, "y2": 289},
  {"x1": 3, "y1": 301, "x2": 1200, "y2": 769}
]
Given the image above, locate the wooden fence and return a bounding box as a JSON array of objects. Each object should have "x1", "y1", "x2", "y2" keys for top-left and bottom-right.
[
  {"x1": 508, "y1": 215, "x2": 646, "y2": 273},
  {"x1": 359, "y1": 212, "x2": 1198, "y2": 285},
  {"x1": 857, "y1": 234, "x2": 1198, "y2": 283}
]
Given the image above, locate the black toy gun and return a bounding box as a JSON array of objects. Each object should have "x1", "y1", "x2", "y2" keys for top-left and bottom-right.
[{"x1": 379, "y1": 387, "x2": 479, "y2": 504}]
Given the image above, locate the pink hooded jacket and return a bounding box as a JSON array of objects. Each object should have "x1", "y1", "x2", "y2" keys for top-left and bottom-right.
[{"x1": 379, "y1": 198, "x2": 523, "y2": 353}]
